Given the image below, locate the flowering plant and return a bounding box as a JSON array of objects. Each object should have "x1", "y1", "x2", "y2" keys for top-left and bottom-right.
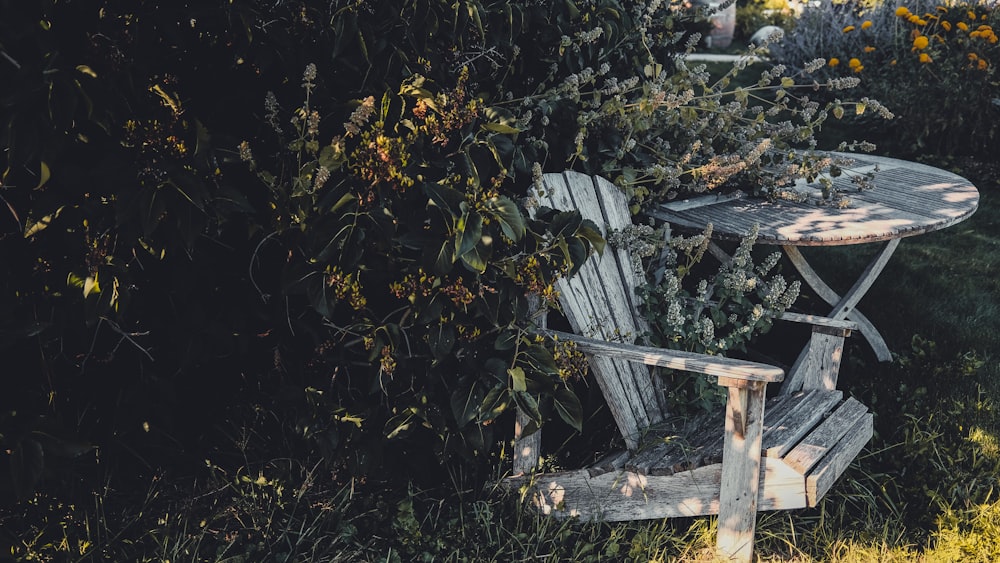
[
  {"x1": 772, "y1": 0, "x2": 1000, "y2": 157},
  {"x1": 637, "y1": 224, "x2": 801, "y2": 413},
  {"x1": 236, "y1": 0, "x2": 889, "y2": 460}
]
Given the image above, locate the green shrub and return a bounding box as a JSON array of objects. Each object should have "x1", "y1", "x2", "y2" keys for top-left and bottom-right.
[
  {"x1": 771, "y1": 0, "x2": 1000, "y2": 158},
  {"x1": 0, "y1": 0, "x2": 886, "y2": 503}
]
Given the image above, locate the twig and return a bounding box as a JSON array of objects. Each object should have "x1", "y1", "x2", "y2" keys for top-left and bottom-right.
[
  {"x1": 1, "y1": 50, "x2": 20, "y2": 69},
  {"x1": 249, "y1": 231, "x2": 279, "y2": 303},
  {"x1": 100, "y1": 316, "x2": 155, "y2": 362}
]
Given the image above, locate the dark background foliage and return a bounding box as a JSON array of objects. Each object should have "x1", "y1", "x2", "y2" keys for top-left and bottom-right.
[{"x1": 0, "y1": 0, "x2": 705, "y2": 504}]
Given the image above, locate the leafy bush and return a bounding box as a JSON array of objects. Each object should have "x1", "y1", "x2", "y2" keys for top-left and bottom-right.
[
  {"x1": 0, "y1": 0, "x2": 888, "y2": 505},
  {"x1": 771, "y1": 0, "x2": 1000, "y2": 157}
]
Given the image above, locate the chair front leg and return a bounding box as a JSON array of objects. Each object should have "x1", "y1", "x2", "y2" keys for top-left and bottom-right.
[{"x1": 716, "y1": 379, "x2": 767, "y2": 562}]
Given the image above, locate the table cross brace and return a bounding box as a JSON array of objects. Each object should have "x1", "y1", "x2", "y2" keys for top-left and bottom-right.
[{"x1": 782, "y1": 240, "x2": 899, "y2": 363}]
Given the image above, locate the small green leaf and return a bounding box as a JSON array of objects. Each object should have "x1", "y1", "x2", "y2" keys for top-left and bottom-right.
[
  {"x1": 482, "y1": 122, "x2": 522, "y2": 134},
  {"x1": 509, "y1": 367, "x2": 527, "y2": 392}
]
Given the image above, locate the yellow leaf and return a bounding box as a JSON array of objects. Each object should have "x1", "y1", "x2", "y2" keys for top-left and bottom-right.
[
  {"x1": 780, "y1": 77, "x2": 795, "y2": 88},
  {"x1": 83, "y1": 274, "x2": 101, "y2": 298},
  {"x1": 76, "y1": 65, "x2": 98, "y2": 78},
  {"x1": 24, "y1": 205, "x2": 64, "y2": 238},
  {"x1": 35, "y1": 161, "x2": 51, "y2": 190}
]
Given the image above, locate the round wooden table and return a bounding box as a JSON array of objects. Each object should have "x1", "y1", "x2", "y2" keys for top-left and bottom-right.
[{"x1": 650, "y1": 152, "x2": 980, "y2": 363}]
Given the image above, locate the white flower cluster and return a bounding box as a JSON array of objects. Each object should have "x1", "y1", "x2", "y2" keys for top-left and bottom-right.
[{"x1": 607, "y1": 223, "x2": 662, "y2": 276}]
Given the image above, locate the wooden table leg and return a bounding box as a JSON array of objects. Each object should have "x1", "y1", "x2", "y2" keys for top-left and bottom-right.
[{"x1": 783, "y1": 241, "x2": 898, "y2": 362}]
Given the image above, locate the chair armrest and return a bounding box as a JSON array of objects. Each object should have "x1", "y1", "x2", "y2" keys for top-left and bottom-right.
[
  {"x1": 540, "y1": 329, "x2": 784, "y2": 384},
  {"x1": 777, "y1": 312, "x2": 858, "y2": 332}
]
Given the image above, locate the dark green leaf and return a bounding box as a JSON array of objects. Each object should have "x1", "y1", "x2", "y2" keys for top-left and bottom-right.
[
  {"x1": 513, "y1": 391, "x2": 542, "y2": 424},
  {"x1": 478, "y1": 384, "x2": 510, "y2": 423},
  {"x1": 424, "y1": 182, "x2": 465, "y2": 219},
  {"x1": 429, "y1": 324, "x2": 456, "y2": 360},
  {"x1": 455, "y1": 208, "x2": 483, "y2": 259},
  {"x1": 28, "y1": 431, "x2": 93, "y2": 458},
  {"x1": 549, "y1": 210, "x2": 583, "y2": 238},
  {"x1": 487, "y1": 196, "x2": 526, "y2": 241},
  {"x1": 10, "y1": 438, "x2": 44, "y2": 500},
  {"x1": 553, "y1": 387, "x2": 584, "y2": 432},
  {"x1": 384, "y1": 407, "x2": 421, "y2": 440},
  {"x1": 451, "y1": 378, "x2": 484, "y2": 427},
  {"x1": 577, "y1": 221, "x2": 606, "y2": 255},
  {"x1": 460, "y1": 239, "x2": 489, "y2": 274},
  {"x1": 434, "y1": 239, "x2": 455, "y2": 274},
  {"x1": 484, "y1": 358, "x2": 508, "y2": 382},
  {"x1": 494, "y1": 329, "x2": 518, "y2": 350}
]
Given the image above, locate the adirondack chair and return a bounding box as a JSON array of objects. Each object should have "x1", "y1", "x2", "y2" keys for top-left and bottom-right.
[{"x1": 508, "y1": 171, "x2": 873, "y2": 562}]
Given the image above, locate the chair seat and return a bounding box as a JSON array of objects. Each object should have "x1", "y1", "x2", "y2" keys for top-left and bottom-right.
[{"x1": 512, "y1": 390, "x2": 873, "y2": 521}]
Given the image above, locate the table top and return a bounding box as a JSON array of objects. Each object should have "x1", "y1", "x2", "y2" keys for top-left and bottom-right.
[{"x1": 650, "y1": 153, "x2": 980, "y2": 246}]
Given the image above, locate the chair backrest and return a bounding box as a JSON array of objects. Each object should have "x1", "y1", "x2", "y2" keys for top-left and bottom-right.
[{"x1": 532, "y1": 172, "x2": 668, "y2": 450}]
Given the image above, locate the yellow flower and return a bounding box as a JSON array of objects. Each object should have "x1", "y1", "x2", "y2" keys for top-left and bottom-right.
[
  {"x1": 970, "y1": 30, "x2": 982, "y2": 38},
  {"x1": 968, "y1": 11, "x2": 977, "y2": 21},
  {"x1": 916, "y1": 18, "x2": 928, "y2": 26},
  {"x1": 942, "y1": 20, "x2": 952, "y2": 31},
  {"x1": 908, "y1": 14, "x2": 920, "y2": 24},
  {"x1": 978, "y1": 59, "x2": 988, "y2": 70},
  {"x1": 896, "y1": 6, "x2": 910, "y2": 17},
  {"x1": 890, "y1": 59, "x2": 897, "y2": 65},
  {"x1": 864, "y1": 45, "x2": 876, "y2": 53},
  {"x1": 969, "y1": 52, "x2": 980, "y2": 61},
  {"x1": 828, "y1": 57, "x2": 840, "y2": 67},
  {"x1": 853, "y1": 64, "x2": 864, "y2": 73},
  {"x1": 912, "y1": 35, "x2": 929, "y2": 50},
  {"x1": 958, "y1": 21, "x2": 969, "y2": 31},
  {"x1": 848, "y1": 57, "x2": 862, "y2": 69},
  {"x1": 861, "y1": 20, "x2": 873, "y2": 30},
  {"x1": 936, "y1": 6, "x2": 948, "y2": 13},
  {"x1": 842, "y1": 25, "x2": 856, "y2": 33},
  {"x1": 919, "y1": 53, "x2": 932, "y2": 63}
]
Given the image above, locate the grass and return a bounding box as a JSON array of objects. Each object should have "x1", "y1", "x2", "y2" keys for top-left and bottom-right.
[{"x1": 4, "y1": 168, "x2": 1000, "y2": 561}]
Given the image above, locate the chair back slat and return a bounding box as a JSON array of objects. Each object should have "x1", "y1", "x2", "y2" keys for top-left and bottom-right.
[{"x1": 532, "y1": 172, "x2": 668, "y2": 449}]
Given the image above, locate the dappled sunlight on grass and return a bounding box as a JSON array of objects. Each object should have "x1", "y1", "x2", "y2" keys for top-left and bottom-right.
[{"x1": 967, "y1": 426, "x2": 1000, "y2": 461}]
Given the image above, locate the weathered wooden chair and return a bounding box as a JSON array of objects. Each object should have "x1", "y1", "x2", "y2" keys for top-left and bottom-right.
[{"x1": 508, "y1": 171, "x2": 873, "y2": 562}]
